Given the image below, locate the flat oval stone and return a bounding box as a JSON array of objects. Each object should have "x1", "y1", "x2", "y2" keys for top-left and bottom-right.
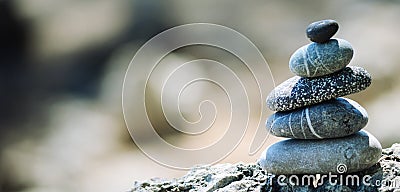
[
  {"x1": 289, "y1": 38, "x2": 353, "y2": 77},
  {"x1": 267, "y1": 98, "x2": 368, "y2": 139},
  {"x1": 258, "y1": 130, "x2": 382, "y2": 174},
  {"x1": 306, "y1": 19, "x2": 339, "y2": 43},
  {"x1": 267, "y1": 66, "x2": 371, "y2": 112}
]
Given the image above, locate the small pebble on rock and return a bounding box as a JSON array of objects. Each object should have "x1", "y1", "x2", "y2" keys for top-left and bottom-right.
[
  {"x1": 306, "y1": 19, "x2": 339, "y2": 43},
  {"x1": 266, "y1": 98, "x2": 368, "y2": 139}
]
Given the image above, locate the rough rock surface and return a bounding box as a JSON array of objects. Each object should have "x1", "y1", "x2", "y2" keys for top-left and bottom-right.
[{"x1": 131, "y1": 143, "x2": 400, "y2": 192}]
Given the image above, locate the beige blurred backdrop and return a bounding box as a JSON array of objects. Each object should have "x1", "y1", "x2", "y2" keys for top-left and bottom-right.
[{"x1": 1, "y1": 0, "x2": 400, "y2": 191}]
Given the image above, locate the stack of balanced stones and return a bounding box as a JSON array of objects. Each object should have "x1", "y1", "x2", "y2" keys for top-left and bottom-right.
[{"x1": 258, "y1": 20, "x2": 382, "y2": 175}]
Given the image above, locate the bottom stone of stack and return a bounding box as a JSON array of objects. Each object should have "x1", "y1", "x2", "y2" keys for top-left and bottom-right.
[{"x1": 258, "y1": 130, "x2": 381, "y2": 175}]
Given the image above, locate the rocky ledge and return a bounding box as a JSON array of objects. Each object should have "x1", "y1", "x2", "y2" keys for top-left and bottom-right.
[{"x1": 131, "y1": 143, "x2": 400, "y2": 192}]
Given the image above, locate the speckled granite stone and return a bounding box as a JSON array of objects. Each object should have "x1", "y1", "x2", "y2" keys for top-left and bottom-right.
[
  {"x1": 267, "y1": 66, "x2": 371, "y2": 112},
  {"x1": 289, "y1": 38, "x2": 353, "y2": 77},
  {"x1": 266, "y1": 98, "x2": 368, "y2": 139},
  {"x1": 306, "y1": 19, "x2": 339, "y2": 43},
  {"x1": 258, "y1": 130, "x2": 382, "y2": 175}
]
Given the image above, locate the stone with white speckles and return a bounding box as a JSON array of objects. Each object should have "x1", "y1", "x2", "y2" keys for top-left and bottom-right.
[
  {"x1": 258, "y1": 130, "x2": 382, "y2": 174},
  {"x1": 267, "y1": 66, "x2": 371, "y2": 112},
  {"x1": 289, "y1": 38, "x2": 353, "y2": 77},
  {"x1": 266, "y1": 98, "x2": 368, "y2": 139}
]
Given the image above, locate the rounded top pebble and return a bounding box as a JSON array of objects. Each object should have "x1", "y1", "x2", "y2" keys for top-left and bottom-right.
[{"x1": 306, "y1": 19, "x2": 339, "y2": 43}]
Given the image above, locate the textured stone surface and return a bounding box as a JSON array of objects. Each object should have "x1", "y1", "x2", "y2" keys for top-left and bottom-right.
[
  {"x1": 306, "y1": 19, "x2": 339, "y2": 43},
  {"x1": 380, "y1": 143, "x2": 400, "y2": 192},
  {"x1": 131, "y1": 163, "x2": 268, "y2": 192},
  {"x1": 267, "y1": 97, "x2": 368, "y2": 139},
  {"x1": 289, "y1": 38, "x2": 353, "y2": 77},
  {"x1": 267, "y1": 66, "x2": 371, "y2": 112},
  {"x1": 258, "y1": 130, "x2": 382, "y2": 175},
  {"x1": 131, "y1": 143, "x2": 400, "y2": 192}
]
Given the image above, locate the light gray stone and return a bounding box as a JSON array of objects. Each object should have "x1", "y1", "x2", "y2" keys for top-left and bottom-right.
[
  {"x1": 267, "y1": 66, "x2": 371, "y2": 112},
  {"x1": 258, "y1": 130, "x2": 382, "y2": 175},
  {"x1": 267, "y1": 98, "x2": 368, "y2": 139},
  {"x1": 289, "y1": 38, "x2": 353, "y2": 77}
]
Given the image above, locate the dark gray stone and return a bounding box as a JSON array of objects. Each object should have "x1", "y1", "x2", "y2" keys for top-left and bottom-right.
[
  {"x1": 289, "y1": 38, "x2": 353, "y2": 77},
  {"x1": 267, "y1": 98, "x2": 368, "y2": 139},
  {"x1": 267, "y1": 66, "x2": 371, "y2": 112},
  {"x1": 258, "y1": 130, "x2": 382, "y2": 175},
  {"x1": 306, "y1": 19, "x2": 339, "y2": 43}
]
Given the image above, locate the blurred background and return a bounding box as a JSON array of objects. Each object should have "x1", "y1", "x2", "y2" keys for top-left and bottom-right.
[{"x1": 1, "y1": 0, "x2": 400, "y2": 191}]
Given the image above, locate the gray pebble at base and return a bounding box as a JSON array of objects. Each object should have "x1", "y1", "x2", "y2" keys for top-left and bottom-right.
[
  {"x1": 267, "y1": 97, "x2": 368, "y2": 139},
  {"x1": 258, "y1": 130, "x2": 382, "y2": 175},
  {"x1": 267, "y1": 66, "x2": 371, "y2": 112},
  {"x1": 289, "y1": 38, "x2": 353, "y2": 77}
]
